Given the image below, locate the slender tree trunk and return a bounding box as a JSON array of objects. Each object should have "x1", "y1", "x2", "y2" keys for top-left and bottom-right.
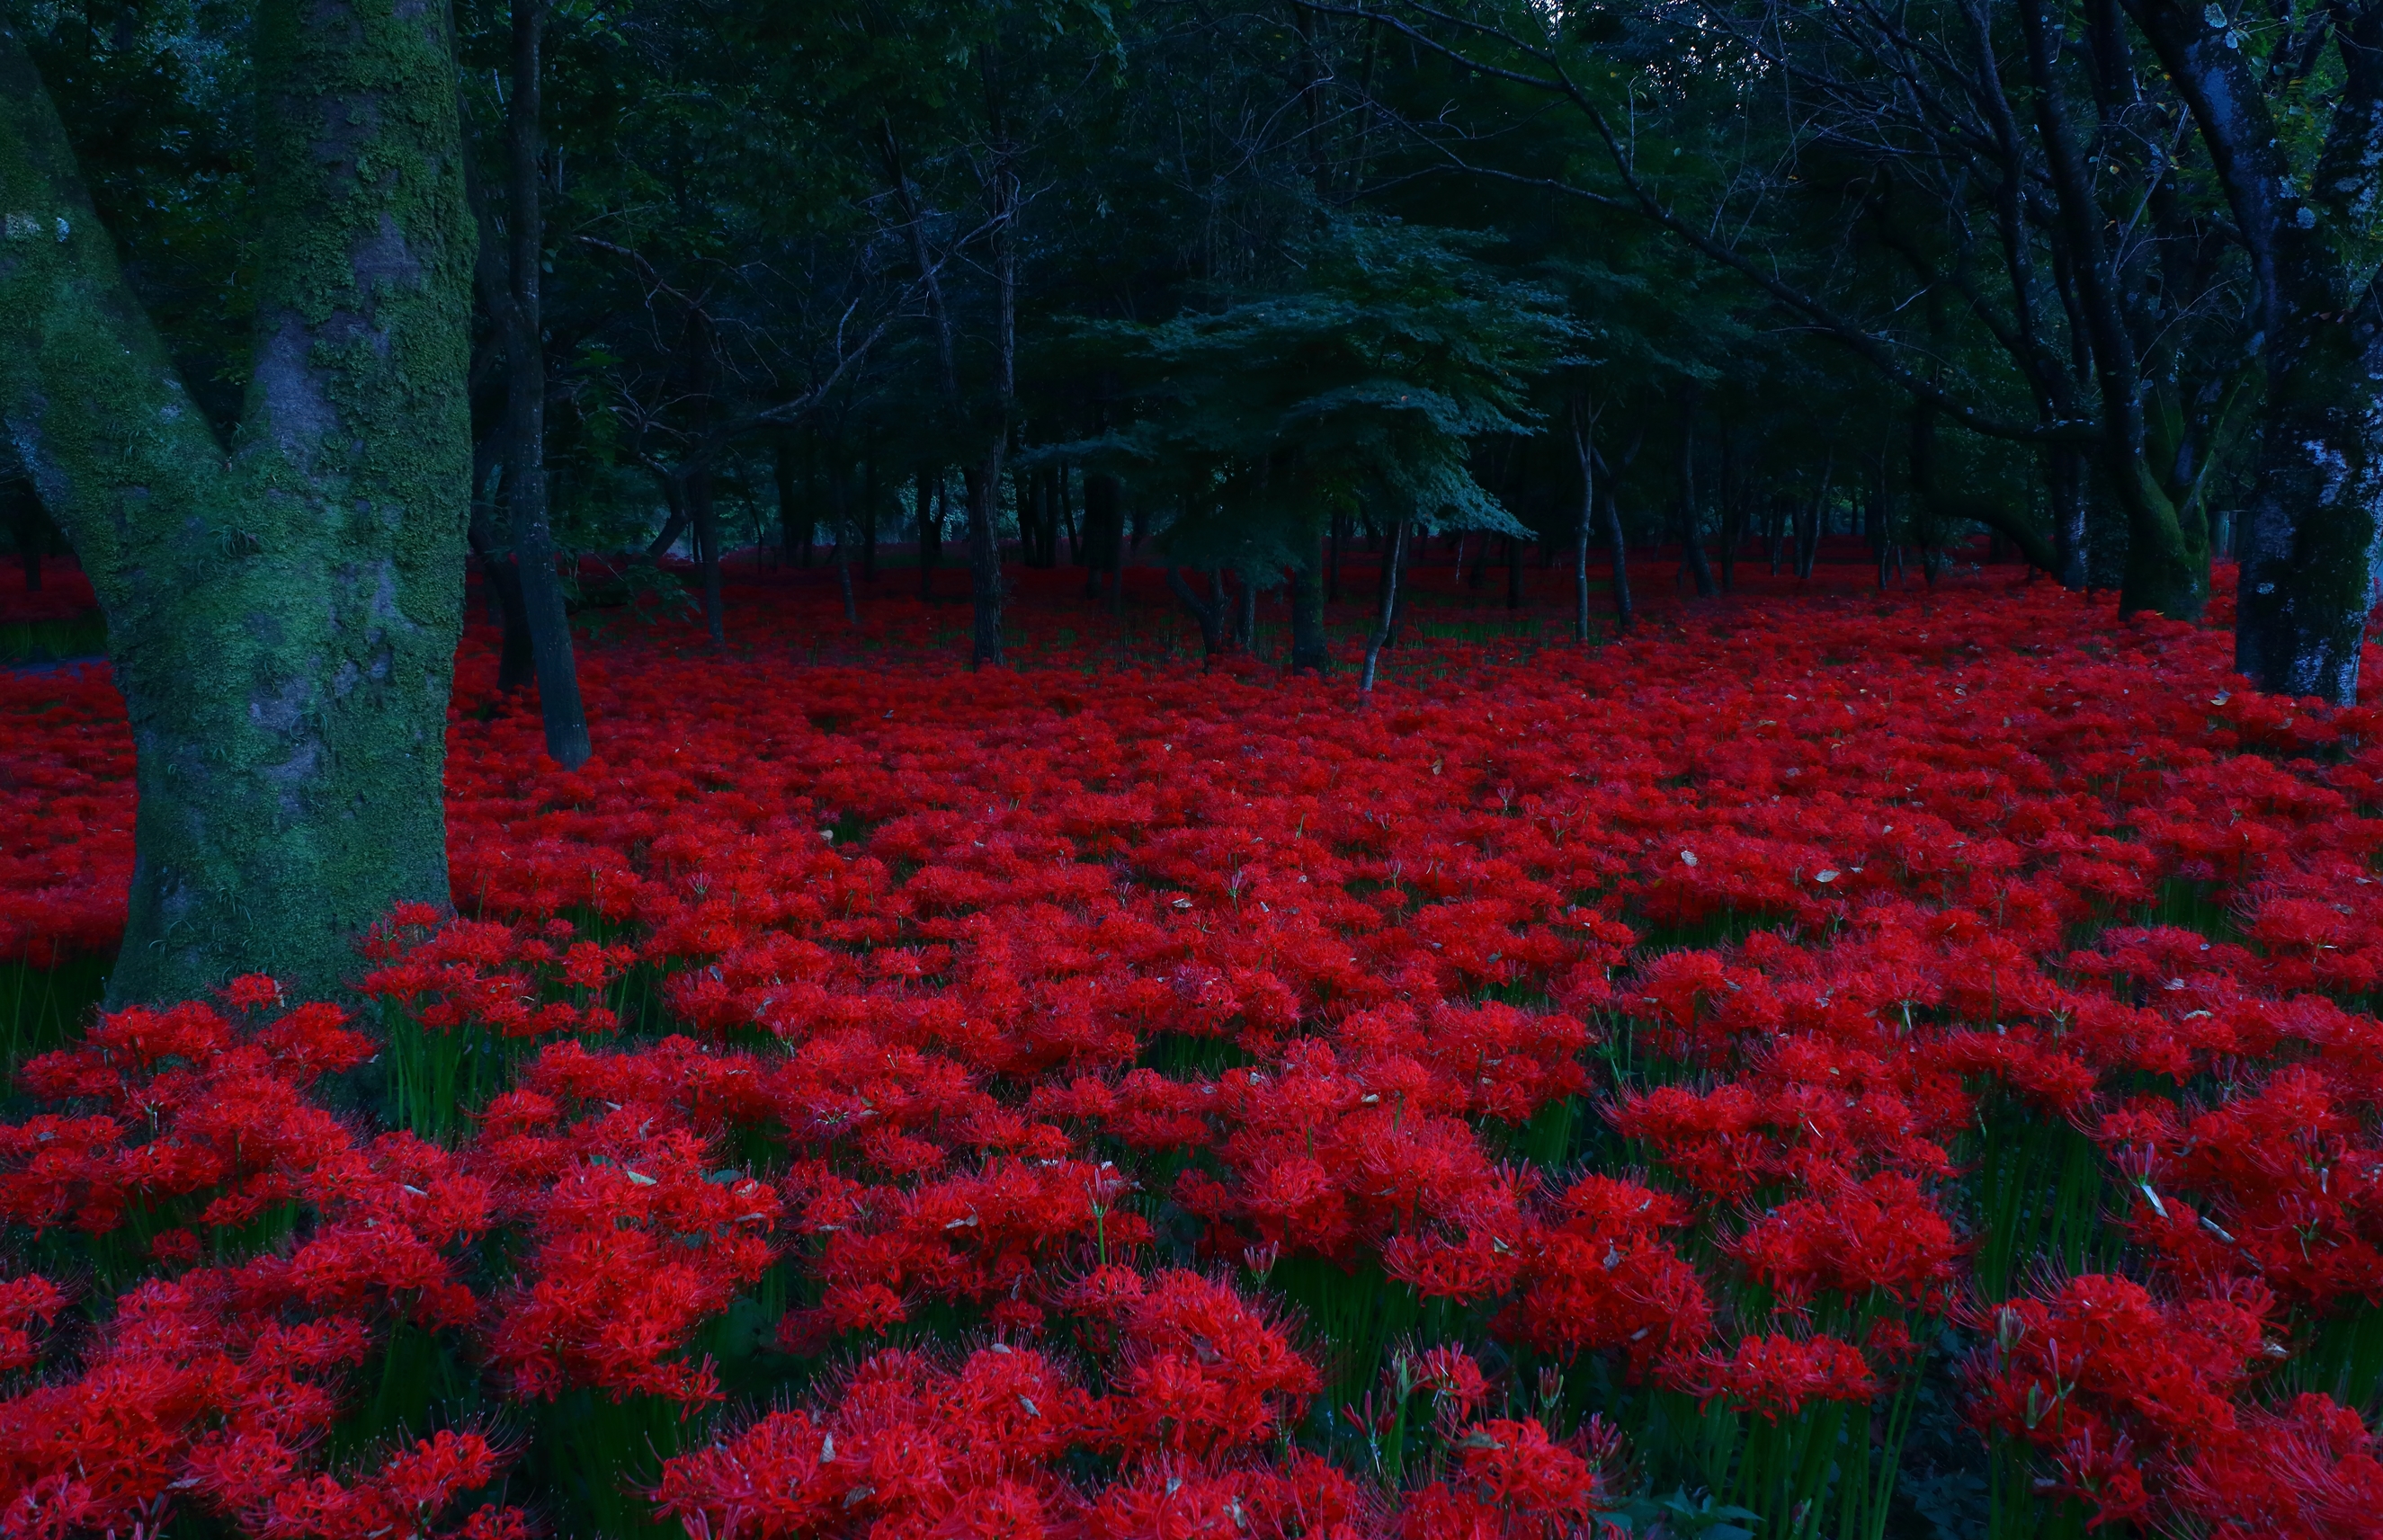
[
  {"x1": 1328, "y1": 510, "x2": 1345, "y2": 602},
  {"x1": 919, "y1": 465, "x2": 943, "y2": 601},
  {"x1": 690, "y1": 465, "x2": 725, "y2": 649},
  {"x1": 1718, "y1": 421, "x2": 1737, "y2": 592},
  {"x1": 861, "y1": 450, "x2": 879, "y2": 582},
  {"x1": 1290, "y1": 539, "x2": 1329, "y2": 673},
  {"x1": 1798, "y1": 452, "x2": 1833, "y2": 580},
  {"x1": 1506, "y1": 530, "x2": 1522, "y2": 609},
  {"x1": 966, "y1": 454, "x2": 1005, "y2": 666},
  {"x1": 776, "y1": 441, "x2": 800, "y2": 569},
  {"x1": 1360, "y1": 521, "x2": 1407, "y2": 695},
  {"x1": 1569, "y1": 402, "x2": 1597, "y2": 641},
  {"x1": 683, "y1": 306, "x2": 726, "y2": 648},
  {"x1": 1602, "y1": 487, "x2": 1632, "y2": 634},
  {"x1": 0, "y1": 4, "x2": 473, "y2": 1001},
  {"x1": 1677, "y1": 387, "x2": 1716, "y2": 597},
  {"x1": 1082, "y1": 471, "x2": 1121, "y2": 599},
  {"x1": 502, "y1": 0, "x2": 589, "y2": 767}
]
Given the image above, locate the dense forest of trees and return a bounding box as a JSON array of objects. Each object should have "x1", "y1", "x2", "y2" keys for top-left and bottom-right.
[{"x1": 4, "y1": 0, "x2": 2382, "y2": 991}]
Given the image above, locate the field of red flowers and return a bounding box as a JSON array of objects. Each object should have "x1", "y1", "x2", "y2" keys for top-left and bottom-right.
[{"x1": 3, "y1": 552, "x2": 2382, "y2": 1540}]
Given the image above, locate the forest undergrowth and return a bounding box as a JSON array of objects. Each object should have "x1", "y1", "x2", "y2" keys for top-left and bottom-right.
[{"x1": 2, "y1": 553, "x2": 2382, "y2": 1539}]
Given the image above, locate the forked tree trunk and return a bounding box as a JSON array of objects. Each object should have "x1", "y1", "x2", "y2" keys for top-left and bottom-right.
[
  {"x1": 1164, "y1": 566, "x2": 1227, "y2": 663},
  {"x1": 0, "y1": 4, "x2": 473, "y2": 1002}
]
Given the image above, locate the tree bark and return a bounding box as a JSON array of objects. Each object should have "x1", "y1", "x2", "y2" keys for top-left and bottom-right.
[
  {"x1": 1676, "y1": 387, "x2": 1716, "y2": 597},
  {"x1": 1568, "y1": 400, "x2": 1599, "y2": 641},
  {"x1": 502, "y1": 0, "x2": 589, "y2": 767},
  {"x1": 0, "y1": 4, "x2": 473, "y2": 1002},
  {"x1": 2016, "y1": 0, "x2": 2206, "y2": 619},
  {"x1": 919, "y1": 464, "x2": 944, "y2": 601},
  {"x1": 1360, "y1": 521, "x2": 1407, "y2": 694},
  {"x1": 1290, "y1": 539, "x2": 1329, "y2": 673},
  {"x1": 1081, "y1": 470, "x2": 1121, "y2": 598},
  {"x1": 1164, "y1": 566, "x2": 1227, "y2": 663},
  {"x1": 2128, "y1": 0, "x2": 2383, "y2": 700},
  {"x1": 681, "y1": 308, "x2": 727, "y2": 648},
  {"x1": 467, "y1": 436, "x2": 532, "y2": 691}
]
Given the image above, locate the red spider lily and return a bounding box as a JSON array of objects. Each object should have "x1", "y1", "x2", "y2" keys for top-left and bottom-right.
[
  {"x1": 4, "y1": 562, "x2": 2383, "y2": 1534},
  {"x1": 1679, "y1": 1332, "x2": 1879, "y2": 1421}
]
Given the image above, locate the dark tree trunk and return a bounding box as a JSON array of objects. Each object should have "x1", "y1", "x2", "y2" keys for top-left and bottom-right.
[
  {"x1": 2016, "y1": 0, "x2": 2206, "y2": 619},
  {"x1": 1081, "y1": 471, "x2": 1122, "y2": 598},
  {"x1": 690, "y1": 463, "x2": 725, "y2": 649},
  {"x1": 2047, "y1": 448, "x2": 2091, "y2": 589},
  {"x1": 919, "y1": 465, "x2": 944, "y2": 601},
  {"x1": 2128, "y1": 0, "x2": 2383, "y2": 699},
  {"x1": 861, "y1": 450, "x2": 879, "y2": 582},
  {"x1": 503, "y1": 0, "x2": 589, "y2": 767},
  {"x1": 1328, "y1": 509, "x2": 1346, "y2": 602},
  {"x1": 1506, "y1": 531, "x2": 1523, "y2": 609},
  {"x1": 966, "y1": 451, "x2": 1005, "y2": 667},
  {"x1": 468, "y1": 437, "x2": 533, "y2": 691},
  {"x1": 776, "y1": 440, "x2": 800, "y2": 569},
  {"x1": 675, "y1": 311, "x2": 727, "y2": 646},
  {"x1": 1602, "y1": 487, "x2": 1632, "y2": 634},
  {"x1": 1677, "y1": 387, "x2": 1717, "y2": 597},
  {"x1": 1164, "y1": 566, "x2": 1228, "y2": 663},
  {"x1": 0, "y1": 4, "x2": 474, "y2": 1001},
  {"x1": 1290, "y1": 539, "x2": 1329, "y2": 673}
]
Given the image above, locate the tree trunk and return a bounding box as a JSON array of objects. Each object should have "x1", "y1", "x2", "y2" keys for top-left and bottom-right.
[
  {"x1": 0, "y1": 4, "x2": 473, "y2": 1002},
  {"x1": 1081, "y1": 470, "x2": 1121, "y2": 599},
  {"x1": 502, "y1": 0, "x2": 590, "y2": 768},
  {"x1": 1506, "y1": 530, "x2": 1522, "y2": 609},
  {"x1": 919, "y1": 464, "x2": 943, "y2": 601},
  {"x1": 1360, "y1": 521, "x2": 1407, "y2": 695},
  {"x1": 2015, "y1": 0, "x2": 2205, "y2": 619},
  {"x1": 1290, "y1": 539, "x2": 1329, "y2": 673},
  {"x1": 1602, "y1": 487, "x2": 1632, "y2": 634},
  {"x1": 1568, "y1": 402, "x2": 1597, "y2": 641},
  {"x1": 1677, "y1": 387, "x2": 1717, "y2": 597},
  {"x1": 776, "y1": 440, "x2": 800, "y2": 569},
  {"x1": 467, "y1": 437, "x2": 532, "y2": 691},
  {"x1": 690, "y1": 462, "x2": 725, "y2": 648},
  {"x1": 965, "y1": 451, "x2": 1005, "y2": 666},
  {"x1": 1164, "y1": 566, "x2": 1227, "y2": 663},
  {"x1": 2128, "y1": 0, "x2": 2383, "y2": 699},
  {"x1": 861, "y1": 450, "x2": 879, "y2": 582}
]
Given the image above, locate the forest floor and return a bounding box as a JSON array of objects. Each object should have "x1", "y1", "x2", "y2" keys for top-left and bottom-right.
[{"x1": 3, "y1": 547, "x2": 2383, "y2": 1539}]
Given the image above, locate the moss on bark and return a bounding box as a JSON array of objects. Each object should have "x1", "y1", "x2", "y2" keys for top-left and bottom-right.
[{"x1": 0, "y1": 2, "x2": 473, "y2": 1003}]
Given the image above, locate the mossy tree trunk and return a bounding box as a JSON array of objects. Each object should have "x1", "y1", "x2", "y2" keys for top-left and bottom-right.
[
  {"x1": 2131, "y1": 0, "x2": 2383, "y2": 703},
  {"x1": 0, "y1": 2, "x2": 474, "y2": 1003}
]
